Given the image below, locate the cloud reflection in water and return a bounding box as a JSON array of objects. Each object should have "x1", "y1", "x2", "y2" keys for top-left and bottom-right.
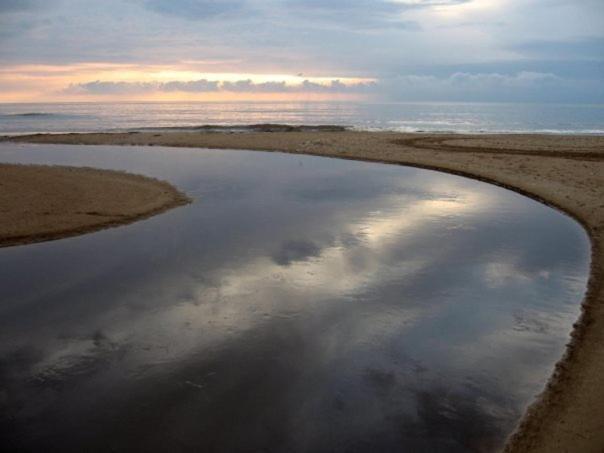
[{"x1": 0, "y1": 144, "x2": 590, "y2": 452}]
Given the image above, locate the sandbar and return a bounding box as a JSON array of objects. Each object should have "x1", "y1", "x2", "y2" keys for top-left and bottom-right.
[{"x1": 0, "y1": 163, "x2": 190, "y2": 248}]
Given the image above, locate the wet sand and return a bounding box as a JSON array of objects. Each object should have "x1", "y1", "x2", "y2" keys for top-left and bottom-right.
[
  {"x1": 0, "y1": 163, "x2": 190, "y2": 248},
  {"x1": 3, "y1": 130, "x2": 604, "y2": 452}
]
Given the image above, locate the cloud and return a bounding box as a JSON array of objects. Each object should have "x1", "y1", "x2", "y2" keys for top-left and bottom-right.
[
  {"x1": 0, "y1": 0, "x2": 39, "y2": 13},
  {"x1": 447, "y1": 71, "x2": 561, "y2": 86},
  {"x1": 510, "y1": 37, "x2": 604, "y2": 61},
  {"x1": 65, "y1": 78, "x2": 378, "y2": 95},
  {"x1": 143, "y1": 0, "x2": 246, "y2": 19},
  {"x1": 287, "y1": 0, "x2": 469, "y2": 13},
  {"x1": 0, "y1": 0, "x2": 602, "y2": 103},
  {"x1": 369, "y1": 71, "x2": 562, "y2": 94},
  {"x1": 142, "y1": 0, "x2": 431, "y2": 29},
  {"x1": 220, "y1": 79, "x2": 288, "y2": 92},
  {"x1": 0, "y1": 17, "x2": 39, "y2": 38},
  {"x1": 65, "y1": 80, "x2": 162, "y2": 94},
  {"x1": 161, "y1": 79, "x2": 220, "y2": 92},
  {"x1": 281, "y1": 0, "x2": 451, "y2": 30},
  {"x1": 63, "y1": 71, "x2": 576, "y2": 102},
  {"x1": 376, "y1": 71, "x2": 569, "y2": 101}
]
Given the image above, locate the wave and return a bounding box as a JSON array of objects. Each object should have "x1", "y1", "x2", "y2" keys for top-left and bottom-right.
[
  {"x1": 351, "y1": 125, "x2": 604, "y2": 136},
  {"x1": 4, "y1": 112, "x2": 57, "y2": 118},
  {"x1": 136, "y1": 123, "x2": 349, "y2": 133},
  {"x1": 0, "y1": 112, "x2": 88, "y2": 119}
]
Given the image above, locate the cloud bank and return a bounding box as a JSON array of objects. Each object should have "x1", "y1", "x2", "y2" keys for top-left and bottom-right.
[
  {"x1": 65, "y1": 78, "x2": 378, "y2": 95},
  {"x1": 61, "y1": 71, "x2": 589, "y2": 103}
]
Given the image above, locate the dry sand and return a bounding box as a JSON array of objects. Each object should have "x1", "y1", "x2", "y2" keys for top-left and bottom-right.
[
  {"x1": 3, "y1": 130, "x2": 604, "y2": 452},
  {"x1": 0, "y1": 163, "x2": 190, "y2": 247}
]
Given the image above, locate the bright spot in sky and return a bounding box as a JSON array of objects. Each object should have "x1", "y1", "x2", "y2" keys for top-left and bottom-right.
[{"x1": 425, "y1": 0, "x2": 503, "y2": 19}]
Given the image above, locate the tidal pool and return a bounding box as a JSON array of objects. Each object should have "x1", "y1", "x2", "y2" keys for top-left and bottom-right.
[{"x1": 0, "y1": 144, "x2": 590, "y2": 452}]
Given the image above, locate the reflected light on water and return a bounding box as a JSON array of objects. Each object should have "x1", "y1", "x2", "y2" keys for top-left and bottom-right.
[{"x1": 0, "y1": 144, "x2": 590, "y2": 452}]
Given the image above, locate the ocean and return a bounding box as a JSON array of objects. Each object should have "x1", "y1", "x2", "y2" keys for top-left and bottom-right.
[{"x1": 0, "y1": 101, "x2": 603, "y2": 135}]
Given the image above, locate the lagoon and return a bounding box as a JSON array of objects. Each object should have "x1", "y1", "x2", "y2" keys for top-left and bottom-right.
[{"x1": 0, "y1": 144, "x2": 590, "y2": 452}]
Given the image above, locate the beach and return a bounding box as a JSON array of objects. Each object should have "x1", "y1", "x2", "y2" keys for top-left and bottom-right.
[
  {"x1": 2, "y1": 130, "x2": 604, "y2": 452},
  {"x1": 0, "y1": 162, "x2": 190, "y2": 248}
]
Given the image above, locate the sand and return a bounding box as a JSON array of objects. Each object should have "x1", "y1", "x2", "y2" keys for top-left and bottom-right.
[
  {"x1": 3, "y1": 130, "x2": 604, "y2": 452},
  {"x1": 0, "y1": 163, "x2": 190, "y2": 248}
]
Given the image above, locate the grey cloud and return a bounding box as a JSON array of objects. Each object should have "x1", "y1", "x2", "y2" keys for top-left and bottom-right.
[
  {"x1": 378, "y1": 71, "x2": 563, "y2": 94},
  {"x1": 381, "y1": 60, "x2": 604, "y2": 81},
  {"x1": 0, "y1": 17, "x2": 39, "y2": 38},
  {"x1": 287, "y1": 0, "x2": 469, "y2": 13},
  {"x1": 0, "y1": 0, "x2": 39, "y2": 13},
  {"x1": 282, "y1": 0, "x2": 452, "y2": 31},
  {"x1": 221, "y1": 79, "x2": 288, "y2": 92},
  {"x1": 66, "y1": 78, "x2": 378, "y2": 95},
  {"x1": 299, "y1": 79, "x2": 376, "y2": 92},
  {"x1": 447, "y1": 71, "x2": 561, "y2": 86},
  {"x1": 142, "y1": 0, "x2": 427, "y2": 30},
  {"x1": 162, "y1": 79, "x2": 220, "y2": 92},
  {"x1": 64, "y1": 71, "x2": 587, "y2": 102},
  {"x1": 388, "y1": 20, "x2": 422, "y2": 31},
  {"x1": 510, "y1": 37, "x2": 604, "y2": 61},
  {"x1": 287, "y1": 0, "x2": 405, "y2": 14},
  {"x1": 377, "y1": 71, "x2": 602, "y2": 102},
  {"x1": 143, "y1": 0, "x2": 247, "y2": 19},
  {"x1": 66, "y1": 80, "x2": 161, "y2": 94}
]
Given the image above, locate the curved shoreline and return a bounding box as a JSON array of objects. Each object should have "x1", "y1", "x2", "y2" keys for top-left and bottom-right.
[
  {"x1": 3, "y1": 131, "x2": 604, "y2": 452},
  {"x1": 0, "y1": 163, "x2": 191, "y2": 248}
]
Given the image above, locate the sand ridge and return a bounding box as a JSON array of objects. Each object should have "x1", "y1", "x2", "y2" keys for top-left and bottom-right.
[
  {"x1": 0, "y1": 163, "x2": 190, "y2": 248},
  {"x1": 3, "y1": 130, "x2": 604, "y2": 452}
]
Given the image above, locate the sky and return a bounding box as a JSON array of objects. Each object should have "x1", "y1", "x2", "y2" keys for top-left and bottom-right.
[{"x1": 0, "y1": 0, "x2": 602, "y2": 102}]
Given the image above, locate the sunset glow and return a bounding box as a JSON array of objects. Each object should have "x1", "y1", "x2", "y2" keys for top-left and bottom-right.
[{"x1": 0, "y1": 63, "x2": 376, "y2": 102}]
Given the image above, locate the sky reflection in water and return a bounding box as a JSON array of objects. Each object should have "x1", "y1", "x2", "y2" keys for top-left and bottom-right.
[{"x1": 0, "y1": 144, "x2": 590, "y2": 452}]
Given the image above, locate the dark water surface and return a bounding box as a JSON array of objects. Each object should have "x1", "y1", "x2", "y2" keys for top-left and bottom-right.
[{"x1": 0, "y1": 144, "x2": 590, "y2": 452}]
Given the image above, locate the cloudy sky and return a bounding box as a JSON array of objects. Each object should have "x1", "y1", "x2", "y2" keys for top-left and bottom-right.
[{"x1": 0, "y1": 0, "x2": 602, "y2": 102}]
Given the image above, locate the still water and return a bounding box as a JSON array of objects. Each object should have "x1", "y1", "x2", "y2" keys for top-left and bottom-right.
[{"x1": 0, "y1": 144, "x2": 590, "y2": 452}]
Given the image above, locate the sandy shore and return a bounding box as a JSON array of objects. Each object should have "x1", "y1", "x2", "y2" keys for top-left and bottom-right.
[
  {"x1": 0, "y1": 163, "x2": 190, "y2": 248},
  {"x1": 3, "y1": 130, "x2": 604, "y2": 452}
]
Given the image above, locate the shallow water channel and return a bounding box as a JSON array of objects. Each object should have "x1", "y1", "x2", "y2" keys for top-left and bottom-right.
[{"x1": 0, "y1": 144, "x2": 590, "y2": 452}]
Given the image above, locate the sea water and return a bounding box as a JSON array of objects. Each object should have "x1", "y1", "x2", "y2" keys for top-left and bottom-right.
[{"x1": 0, "y1": 101, "x2": 603, "y2": 135}]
